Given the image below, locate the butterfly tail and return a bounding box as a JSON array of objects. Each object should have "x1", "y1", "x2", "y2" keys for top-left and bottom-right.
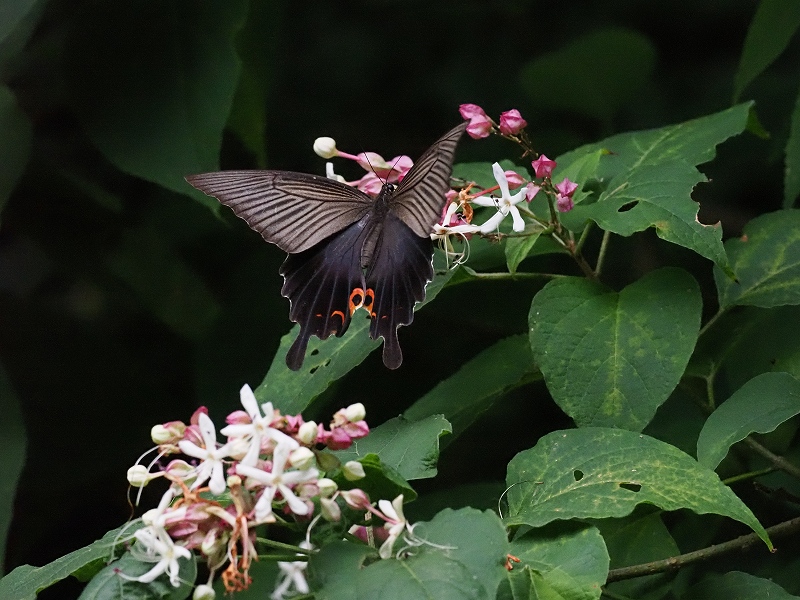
[{"x1": 286, "y1": 331, "x2": 312, "y2": 371}]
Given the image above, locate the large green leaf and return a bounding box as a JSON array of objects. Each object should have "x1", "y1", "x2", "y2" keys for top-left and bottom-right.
[
  {"x1": 500, "y1": 522, "x2": 609, "y2": 600},
  {"x1": 0, "y1": 524, "x2": 141, "y2": 599},
  {"x1": 311, "y1": 508, "x2": 508, "y2": 600},
  {"x1": 334, "y1": 415, "x2": 452, "y2": 481},
  {"x1": 530, "y1": 268, "x2": 702, "y2": 431},
  {"x1": 65, "y1": 0, "x2": 247, "y2": 204},
  {"x1": 519, "y1": 28, "x2": 655, "y2": 122},
  {"x1": 683, "y1": 571, "x2": 799, "y2": 600},
  {"x1": 697, "y1": 372, "x2": 800, "y2": 469},
  {"x1": 0, "y1": 363, "x2": 25, "y2": 576},
  {"x1": 733, "y1": 0, "x2": 800, "y2": 101},
  {"x1": 715, "y1": 209, "x2": 800, "y2": 309},
  {"x1": 0, "y1": 85, "x2": 31, "y2": 221},
  {"x1": 258, "y1": 267, "x2": 456, "y2": 414},
  {"x1": 405, "y1": 335, "x2": 538, "y2": 441},
  {"x1": 0, "y1": 0, "x2": 47, "y2": 71},
  {"x1": 505, "y1": 428, "x2": 771, "y2": 549},
  {"x1": 559, "y1": 103, "x2": 754, "y2": 273}
]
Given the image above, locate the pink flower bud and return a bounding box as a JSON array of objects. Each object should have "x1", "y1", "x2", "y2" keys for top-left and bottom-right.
[
  {"x1": 225, "y1": 410, "x2": 252, "y2": 426},
  {"x1": 555, "y1": 178, "x2": 578, "y2": 197},
  {"x1": 355, "y1": 152, "x2": 389, "y2": 173},
  {"x1": 459, "y1": 103, "x2": 488, "y2": 120},
  {"x1": 465, "y1": 114, "x2": 493, "y2": 139},
  {"x1": 341, "y1": 488, "x2": 370, "y2": 509},
  {"x1": 341, "y1": 420, "x2": 370, "y2": 439},
  {"x1": 525, "y1": 183, "x2": 541, "y2": 202},
  {"x1": 325, "y1": 427, "x2": 353, "y2": 450},
  {"x1": 189, "y1": 406, "x2": 209, "y2": 426},
  {"x1": 284, "y1": 414, "x2": 304, "y2": 433},
  {"x1": 556, "y1": 193, "x2": 574, "y2": 213},
  {"x1": 499, "y1": 109, "x2": 527, "y2": 135},
  {"x1": 504, "y1": 170, "x2": 525, "y2": 190},
  {"x1": 151, "y1": 420, "x2": 186, "y2": 444},
  {"x1": 531, "y1": 155, "x2": 557, "y2": 179}
]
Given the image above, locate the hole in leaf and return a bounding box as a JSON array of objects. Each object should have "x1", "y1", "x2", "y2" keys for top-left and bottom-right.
[
  {"x1": 573, "y1": 470, "x2": 584, "y2": 481},
  {"x1": 619, "y1": 482, "x2": 641, "y2": 492},
  {"x1": 310, "y1": 349, "x2": 320, "y2": 356},
  {"x1": 617, "y1": 201, "x2": 638, "y2": 213}
]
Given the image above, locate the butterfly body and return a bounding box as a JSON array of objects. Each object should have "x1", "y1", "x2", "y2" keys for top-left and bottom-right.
[{"x1": 186, "y1": 123, "x2": 465, "y2": 370}]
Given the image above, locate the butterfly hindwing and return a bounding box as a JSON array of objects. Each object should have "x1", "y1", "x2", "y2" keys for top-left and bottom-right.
[
  {"x1": 389, "y1": 122, "x2": 466, "y2": 237},
  {"x1": 364, "y1": 212, "x2": 435, "y2": 369},
  {"x1": 280, "y1": 215, "x2": 372, "y2": 370},
  {"x1": 186, "y1": 170, "x2": 372, "y2": 253}
]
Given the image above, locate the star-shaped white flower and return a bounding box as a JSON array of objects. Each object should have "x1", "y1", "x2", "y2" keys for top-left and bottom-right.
[
  {"x1": 220, "y1": 384, "x2": 299, "y2": 467},
  {"x1": 236, "y1": 442, "x2": 319, "y2": 523},
  {"x1": 178, "y1": 412, "x2": 232, "y2": 495},
  {"x1": 473, "y1": 163, "x2": 528, "y2": 233},
  {"x1": 271, "y1": 542, "x2": 312, "y2": 600},
  {"x1": 126, "y1": 526, "x2": 191, "y2": 587},
  {"x1": 378, "y1": 495, "x2": 410, "y2": 559}
]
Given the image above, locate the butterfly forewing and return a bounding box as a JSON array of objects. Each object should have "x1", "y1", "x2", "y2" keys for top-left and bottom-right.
[
  {"x1": 186, "y1": 170, "x2": 372, "y2": 253},
  {"x1": 389, "y1": 122, "x2": 467, "y2": 237}
]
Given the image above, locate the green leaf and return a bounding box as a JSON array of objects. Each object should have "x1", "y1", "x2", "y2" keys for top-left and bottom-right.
[
  {"x1": 312, "y1": 508, "x2": 509, "y2": 600},
  {"x1": 78, "y1": 548, "x2": 196, "y2": 600},
  {"x1": 697, "y1": 372, "x2": 800, "y2": 469},
  {"x1": 65, "y1": 0, "x2": 247, "y2": 204},
  {"x1": 785, "y1": 84, "x2": 800, "y2": 208},
  {"x1": 505, "y1": 428, "x2": 771, "y2": 549},
  {"x1": 506, "y1": 522, "x2": 609, "y2": 600},
  {"x1": 530, "y1": 268, "x2": 702, "y2": 431},
  {"x1": 405, "y1": 335, "x2": 538, "y2": 441},
  {"x1": 733, "y1": 0, "x2": 800, "y2": 101},
  {"x1": 576, "y1": 161, "x2": 728, "y2": 270},
  {"x1": 558, "y1": 103, "x2": 754, "y2": 274},
  {"x1": 334, "y1": 415, "x2": 451, "y2": 482},
  {"x1": 505, "y1": 227, "x2": 544, "y2": 274},
  {"x1": 0, "y1": 524, "x2": 141, "y2": 599},
  {"x1": 0, "y1": 363, "x2": 25, "y2": 576},
  {"x1": 519, "y1": 28, "x2": 656, "y2": 122},
  {"x1": 683, "y1": 571, "x2": 800, "y2": 600},
  {"x1": 258, "y1": 267, "x2": 456, "y2": 414},
  {"x1": 0, "y1": 85, "x2": 32, "y2": 221},
  {"x1": 106, "y1": 227, "x2": 220, "y2": 341},
  {"x1": 715, "y1": 209, "x2": 800, "y2": 309}
]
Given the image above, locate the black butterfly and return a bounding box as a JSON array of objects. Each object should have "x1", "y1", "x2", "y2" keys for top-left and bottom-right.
[{"x1": 186, "y1": 122, "x2": 466, "y2": 370}]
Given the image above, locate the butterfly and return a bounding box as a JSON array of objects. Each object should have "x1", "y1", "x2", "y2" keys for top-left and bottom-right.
[{"x1": 186, "y1": 122, "x2": 466, "y2": 371}]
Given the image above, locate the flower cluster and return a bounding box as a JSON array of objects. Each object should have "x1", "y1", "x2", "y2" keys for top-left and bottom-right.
[
  {"x1": 122, "y1": 385, "x2": 424, "y2": 598},
  {"x1": 312, "y1": 106, "x2": 580, "y2": 264}
]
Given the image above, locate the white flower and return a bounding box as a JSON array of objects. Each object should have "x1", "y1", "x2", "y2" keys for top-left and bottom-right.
[
  {"x1": 125, "y1": 526, "x2": 191, "y2": 587},
  {"x1": 473, "y1": 163, "x2": 528, "y2": 233},
  {"x1": 431, "y1": 201, "x2": 481, "y2": 240},
  {"x1": 325, "y1": 162, "x2": 345, "y2": 182},
  {"x1": 271, "y1": 542, "x2": 312, "y2": 600},
  {"x1": 378, "y1": 495, "x2": 409, "y2": 559},
  {"x1": 344, "y1": 402, "x2": 366, "y2": 422},
  {"x1": 236, "y1": 442, "x2": 319, "y2": 523},
  {"x1": 193, "y1": 584, "x2": 216, "y2": 600},
  {"x1": 220, "y1": 384, "x2": 299, "y2": 467},
  {"x1": 178, "y1": 412, "x2": 233, "y2": 495}
]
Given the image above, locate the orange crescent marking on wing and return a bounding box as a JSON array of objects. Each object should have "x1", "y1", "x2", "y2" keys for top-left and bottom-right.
[
  {"x1": 349, "y1": 288, "x2": 365, "y2": 314},
  {"x1": 331, "y1": 310, "x2": 345, "y2": 322}
]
